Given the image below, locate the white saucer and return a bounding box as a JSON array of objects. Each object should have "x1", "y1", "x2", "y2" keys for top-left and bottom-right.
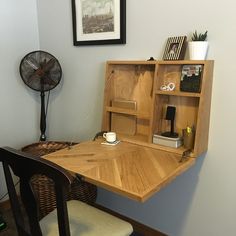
[{"x1": 101, "y1": 140, "x2": 120, "y2": 146}]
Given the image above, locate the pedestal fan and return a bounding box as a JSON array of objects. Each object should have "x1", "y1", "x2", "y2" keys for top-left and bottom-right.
[{"x1": 19, "y1": 50, "x2": 62, "y2": 141}]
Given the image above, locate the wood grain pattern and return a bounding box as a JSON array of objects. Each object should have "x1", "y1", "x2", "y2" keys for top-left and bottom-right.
[
  {"x1": 43, "y1": 140, "x2": 195, "y2": 202},
  {"x1": 102, "y1": 63, "x2": 155, "y2": 140},
  {"x1": 111, "y1": 99, "x2": 136, "y2": 135},
  {"x1": 46, "y1": 60, "x2": 213, "y2": 203},
  {"x1": 102, "y1": 60, "x2": 214, "y2": 158},
  {"x1": 193, "y1": 60, "x2": 214, "y2": 156}
]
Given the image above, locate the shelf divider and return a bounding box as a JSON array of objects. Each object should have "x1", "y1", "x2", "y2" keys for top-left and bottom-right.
[
  {"x1": 155, "y1": 90, "x2": 201, "y2": 97},
  {"x1": 106, "y1": 106, "x2": 150, "y2": 119}
]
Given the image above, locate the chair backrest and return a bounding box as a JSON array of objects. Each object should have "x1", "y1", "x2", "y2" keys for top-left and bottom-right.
[{"x1": 0, "y1": 147, "x2": 74, "y2": 236}]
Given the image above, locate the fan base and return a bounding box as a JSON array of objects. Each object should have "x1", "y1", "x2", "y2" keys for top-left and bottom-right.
[{"x1": 40, "y1": 134, "x2": 46, "y2": 141}]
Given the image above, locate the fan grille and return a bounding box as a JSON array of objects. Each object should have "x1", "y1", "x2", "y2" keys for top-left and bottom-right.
[{"x1": 20, "y1": 50, "x2": 62, "y2": 92}]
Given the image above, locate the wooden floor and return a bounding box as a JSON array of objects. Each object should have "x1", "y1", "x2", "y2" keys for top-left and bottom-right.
[{"x1": 1, "y1": 208, "x2": 18, "y2": 236}]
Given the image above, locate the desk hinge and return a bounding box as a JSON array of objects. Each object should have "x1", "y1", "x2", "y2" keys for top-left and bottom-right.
[{"x1": 179, "y1": 149, "x2": 192, "y2": 163}]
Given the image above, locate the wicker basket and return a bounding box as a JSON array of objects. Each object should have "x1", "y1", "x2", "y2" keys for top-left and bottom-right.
[{"x1": 22, "y1": 141, "x2": 97, "y2": 218}]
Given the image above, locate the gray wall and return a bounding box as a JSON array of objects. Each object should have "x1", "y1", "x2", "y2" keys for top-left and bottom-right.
[
  {"x1": 0, "y1": 0, "x2": 39, "y2": 200},
  {"x1": 1, "y1": 0, "x2": 236, "y2": 235}
]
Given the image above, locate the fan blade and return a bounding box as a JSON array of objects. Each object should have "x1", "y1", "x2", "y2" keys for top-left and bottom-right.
[
  {"x1": 25, "y1": 59, "x2": 39, "y2": 70},
  {"x1": 27, "y1": 67, "x2": 46, "y2": 84},
  {"x1": 27, "y1": 72, "x2": 39, "y2": 84},
  {"x1": 42, "y1": 58, "x2": 56, "y2": 72},
  {"x1": 42, "y1": 75, "x2": 57, "y2": 86}
]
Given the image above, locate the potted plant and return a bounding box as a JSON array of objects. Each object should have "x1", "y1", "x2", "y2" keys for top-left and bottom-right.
[{"x1": 188, "y1": 30, "x2": 208, "y2": 60}]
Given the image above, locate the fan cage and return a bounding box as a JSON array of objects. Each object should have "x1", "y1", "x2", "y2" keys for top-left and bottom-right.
[{"x1": 19, "y1": 50, "x2": 62, "y2": 92}]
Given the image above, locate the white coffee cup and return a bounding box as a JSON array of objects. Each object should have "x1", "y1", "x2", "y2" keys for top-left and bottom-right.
[{"x1": 103, "y1": 132, "x2": 116, "y2": 143}]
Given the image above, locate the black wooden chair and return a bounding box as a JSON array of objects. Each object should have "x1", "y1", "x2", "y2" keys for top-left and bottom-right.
[{"x1": 0, "y1": 147, "x2": 133, "y2": 236}]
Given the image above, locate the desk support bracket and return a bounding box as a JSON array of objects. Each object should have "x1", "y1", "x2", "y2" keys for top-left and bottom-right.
[{"x1": 75, "y1": 173, "x2": 85, "y2": 182}]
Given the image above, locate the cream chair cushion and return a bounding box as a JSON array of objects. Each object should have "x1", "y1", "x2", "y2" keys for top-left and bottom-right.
[{"x1": 40, "y1": 200, "x2": 133, "y2": 236}]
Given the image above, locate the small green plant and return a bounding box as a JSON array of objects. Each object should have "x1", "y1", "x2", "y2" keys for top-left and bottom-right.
[{"x1": 191, "y1": 30, "x2": 208, "y2": 41}]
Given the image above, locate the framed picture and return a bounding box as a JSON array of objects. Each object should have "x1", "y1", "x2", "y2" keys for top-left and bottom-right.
[
  {"x1": 162, "y1": 36, "x2": 187, "y2": 60},
  {"x1": 180, "y1": 65, "x2": 203, "y2": 92},
  {"x1": 72, "y1": 0, "x2": 126, "y2": 46}
]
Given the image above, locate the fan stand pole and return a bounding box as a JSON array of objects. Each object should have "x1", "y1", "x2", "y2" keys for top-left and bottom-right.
[{"x1": 40, "y1": 91, "x2": 46, "y2": 141}]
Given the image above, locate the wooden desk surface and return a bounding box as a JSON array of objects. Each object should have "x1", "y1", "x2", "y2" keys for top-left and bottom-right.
[{"x1": 43, "y1": 140, "x2": 195, "y2": 202}]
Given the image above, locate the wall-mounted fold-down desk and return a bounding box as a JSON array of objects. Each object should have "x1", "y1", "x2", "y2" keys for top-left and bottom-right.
[
  {"x1": 43, "y1": 139, "x2": 195, "y2": 202},
  {"x1": 44, "y1": 60, "x2": 214, "y2": 202}
]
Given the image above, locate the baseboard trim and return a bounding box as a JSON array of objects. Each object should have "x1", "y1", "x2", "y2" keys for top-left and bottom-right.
[{"x1": 93, "y1": 203, "x2": 167, "y2": 236}]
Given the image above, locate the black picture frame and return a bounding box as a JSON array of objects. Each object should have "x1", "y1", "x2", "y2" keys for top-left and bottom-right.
[
  {"x1": 162, "y1": 36, "x2": 187, "y2": 60},
  {"x1": 72, "y1": 0, "x2": 126, "y2": 46}
]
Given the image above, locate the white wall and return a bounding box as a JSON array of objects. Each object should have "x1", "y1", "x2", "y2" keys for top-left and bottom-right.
[
  {"x1": 2, "y1": 0, "x2": 235, "y2": 235},
  {"x1": 0, "y1": 0, "x2": 39, "y2": 200}
]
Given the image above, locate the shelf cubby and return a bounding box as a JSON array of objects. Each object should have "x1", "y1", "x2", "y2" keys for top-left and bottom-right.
[{"x1": 102, "y1": 60, "x2": 214, "y2": 158}]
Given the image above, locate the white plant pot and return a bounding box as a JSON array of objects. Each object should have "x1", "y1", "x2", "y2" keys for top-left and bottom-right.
[{"x1": 188, "y1": 41, "x2": 209, "y2": 60}]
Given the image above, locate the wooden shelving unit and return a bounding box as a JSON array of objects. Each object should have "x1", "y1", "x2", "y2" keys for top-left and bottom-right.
[
  {"x1": 44, "y1": 60, "x2": 214, "y2": 202},
  {"x1": 102, "y1": 60, "x2": 214, "y2": 158}
]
